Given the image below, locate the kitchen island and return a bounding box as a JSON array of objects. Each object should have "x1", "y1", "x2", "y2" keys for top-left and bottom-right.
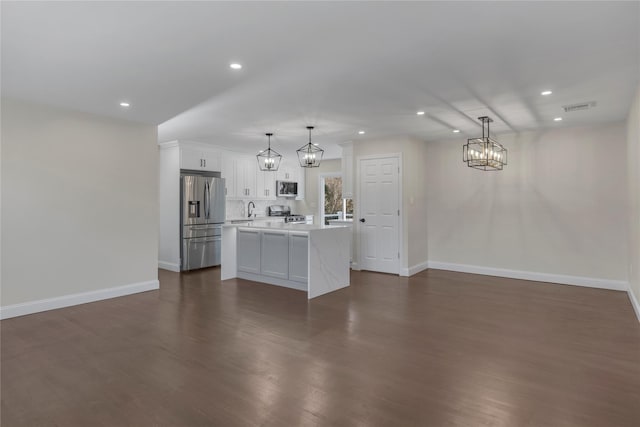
[{"x1": 221, "y1": 223, "x2": 351, "y2": 299}]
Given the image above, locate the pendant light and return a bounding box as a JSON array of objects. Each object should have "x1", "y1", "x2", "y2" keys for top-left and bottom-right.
[
  {"x1": 296, "y1": 126, "x2": 324, "y2": 168},
  {"x1": 462, "y1": 116, "x2": 508, "y2": 171},
  {"x1": 256, "y1": 133, "x2": 282, "y2": 172}
]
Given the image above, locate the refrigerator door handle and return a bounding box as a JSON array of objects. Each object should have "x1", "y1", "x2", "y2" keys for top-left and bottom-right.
[{"x1": 204, "y1": 181, "x2": 210, "y2": 219}]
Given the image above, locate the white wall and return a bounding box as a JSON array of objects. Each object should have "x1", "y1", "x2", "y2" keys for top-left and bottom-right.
[
  {"x1": 627, "y1": 85, "x2": 640, "y2": 319},
  {"x1": 1, "y1": 98, "x2": 159, "y2": 314},
  {"x1": 427, "y1": 123, "x2": 628, "y2": 284},
  {"x1": 352, "y1": 137, "x2": 429, "y2": 272}
]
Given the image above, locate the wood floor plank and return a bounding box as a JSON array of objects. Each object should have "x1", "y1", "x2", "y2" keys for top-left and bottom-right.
[{"x1": 2, "y1": 268, "x2": 639, "y2": 426}]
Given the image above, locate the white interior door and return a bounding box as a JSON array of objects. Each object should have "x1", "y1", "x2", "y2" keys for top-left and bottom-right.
[{"x1": 358, "y1": 156, "x2": 399, "y2": 274}]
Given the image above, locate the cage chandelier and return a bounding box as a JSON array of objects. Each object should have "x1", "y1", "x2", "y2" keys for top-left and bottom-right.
[
  {"x1": 462, "y1": 116, "x2": 507, "y2": 171},
  {"x1": 256, "y1": 133, "x2": 282, "y2": 172},
  {"x1": 296, "y1": 126, "x2": 324, "y2": 168}
]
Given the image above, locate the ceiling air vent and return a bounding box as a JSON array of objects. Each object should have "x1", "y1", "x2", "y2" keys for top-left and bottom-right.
[{"x1": 562, "y1": 101, "x2": 597, "y2": 113}]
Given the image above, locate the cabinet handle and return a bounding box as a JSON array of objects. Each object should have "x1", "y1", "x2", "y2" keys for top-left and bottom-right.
[
  {"x1": 200, "y1": 159, "x2": 203, "y2": 167},
  {"x1": 204, "y1": 159, "x2": 206, "y2": 168}
]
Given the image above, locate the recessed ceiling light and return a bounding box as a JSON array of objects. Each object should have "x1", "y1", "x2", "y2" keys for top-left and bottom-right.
[
  {"x1": 358, "y1": 130, "x2": 365, "y2": 135},
  {"x1": 230, "y1": 63, "x2": 242, "y2": 70},
  {"x1": 119, "y1": 102, "x2": 130, "y2": 107},
  {"x1": 452, "y1": 129, "x2": 460, "y2": 133},
  {"x1": 554, "y1": 117, "x2": 563, "y2": 121},
  {"x1": 416, "y1": 111, "x2": 425, "y2": 115},
  {"x1": 541, "y1": 90, "x2": 553, "y2": 96}
]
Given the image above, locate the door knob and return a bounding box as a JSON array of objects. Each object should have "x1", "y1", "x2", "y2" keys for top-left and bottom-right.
[{"x1": 359, "y1": 218, "x2": 366, "y2": 223}]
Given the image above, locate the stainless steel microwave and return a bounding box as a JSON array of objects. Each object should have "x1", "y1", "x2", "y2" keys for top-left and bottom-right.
[{"x1": 276, "y1": 180, "x2": 298, "y2": 198}]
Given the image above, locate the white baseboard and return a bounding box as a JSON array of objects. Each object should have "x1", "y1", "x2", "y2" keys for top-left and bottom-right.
[
  {"x1": 427, "y1": 261, "x2": 628, "y2": 291},
  {"x1": 0, "y1": 280, "x2": 160, "y2": 320},
  {"x1": 400, "y1": 261, "x2": 429, "y2": 277},
  {"x1": 158, "y1": 260, "x2": 180, "y2": 272},
  {"x1": 628, "y1": 287, "x2": 640, "y2": 323},
  {"x1": 350, "y1": 262, "x2": 361, "y2": 271}
]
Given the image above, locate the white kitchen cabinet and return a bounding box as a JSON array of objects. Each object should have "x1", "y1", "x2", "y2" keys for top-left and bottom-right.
[
  {"x1": 276, "y1": 157, "x2": 295, "y2": 181},
  {"x1": 237, "y1": 229, "x2": 261, "y2": 274},
  {"x1": 235, "y1": 156, "x2": 257, "y2": 198},
  {"x1": 339, "y1": 142, "x2": 353, "y2": 198},
  {"x1": 180, "y1": 146, "x2": 220, "y2": 172},
  {"x1": 260, "y1": 230, "x2": 289, "y2": 279},
  {"x1": 288, "y1": 233, "x2": 309, "y2": 283},
  {"x1": 276, "y1": 158, "x2": 305, "y2": 200},
  {"x1": 256, "y1": 170, "x2": 277, "y2": 200},
  {"x1": 219, "y1": 152, "x2": 236, "y2": 197}
]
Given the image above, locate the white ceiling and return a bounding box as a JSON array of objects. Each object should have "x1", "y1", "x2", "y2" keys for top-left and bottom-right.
[{"x1": 2, "y1": 2, "x2": 638, "y2": 158}]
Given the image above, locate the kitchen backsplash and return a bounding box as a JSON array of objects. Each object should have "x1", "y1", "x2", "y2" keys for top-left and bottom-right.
[{"x1": 225, "y1": 199, "x2": 297, "y2": 219}]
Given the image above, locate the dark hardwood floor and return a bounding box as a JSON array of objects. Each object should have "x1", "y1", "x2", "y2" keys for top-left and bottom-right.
[{"x1": 2, "y1": 268, "x2": 639, "y2": 426}]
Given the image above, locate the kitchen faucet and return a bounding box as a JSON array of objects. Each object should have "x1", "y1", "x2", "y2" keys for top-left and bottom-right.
[{"x1": 247, "y1": 201, "x2": 256, "y2": 218}]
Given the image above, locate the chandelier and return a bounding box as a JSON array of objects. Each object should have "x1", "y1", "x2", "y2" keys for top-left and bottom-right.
[
  {"x1": 256, "y1": 133, "x2": 282, "y2": 172},
  {"x1": 463, "y1": 116, "x2": 507, "y2": 171},
  {"x1": 296, "y1": 126, "x2": 324, "y2": 168}
]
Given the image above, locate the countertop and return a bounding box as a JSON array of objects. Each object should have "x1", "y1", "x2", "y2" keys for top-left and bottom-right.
[
  {"x1": 327, "y1": 219, "x2": 354, "y2": 225},
  {"x1": 225, "y1": 216, "x2": 283, "y2": 223},
  {"x1": 224, "y1": 222, "x2": 350, "y2": 231}
]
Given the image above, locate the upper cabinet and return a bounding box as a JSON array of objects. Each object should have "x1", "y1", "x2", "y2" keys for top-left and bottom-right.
[
  {"x1": 180, "y1": 146, "x2": 220, "y2": 172},
  {"x1": 236, "y1": 156, "x2": 257, "y2": 198},
  {"x1": 165, "y1": 141, "x2": 304, "y2": 201},
  {"x1": 219, "y1": 152, "x2": 236, "y2": 197},
  {"x1": 256, "y1": 170, "x2": 277, "y2": 200},
  {"x1": 276, "y1": 158, "x2": 297, "y2": 182},
  {"x1": 276, "y1": 157, "x2": 305, "y2": 200},
  {"x1": 339, "y1": 142, "x2": 353, "y2": 198}
]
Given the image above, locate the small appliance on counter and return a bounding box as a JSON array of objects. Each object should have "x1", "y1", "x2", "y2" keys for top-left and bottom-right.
[
  {"x1": 276, "y1": 180, "x2": 298, "y2": 198},
  {"x1": 181, "y1": 170, "x2": 226, "y2": 271},
  {"x1": 268, "y1": 205, "x2": 306, "y2": 223}
]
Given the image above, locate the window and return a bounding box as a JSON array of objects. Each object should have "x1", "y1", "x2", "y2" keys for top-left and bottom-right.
[{"x1": 320, "y1": 174, "x2": 353, "y2": 225}]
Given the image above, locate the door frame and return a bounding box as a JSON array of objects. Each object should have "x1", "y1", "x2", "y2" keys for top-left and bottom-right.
[
  {"x1": 354, "y1": 153, "x2": 403, "y2": 274},
  {"x1": 318, "y1": 172, "x2": 342, "y2": 225}
]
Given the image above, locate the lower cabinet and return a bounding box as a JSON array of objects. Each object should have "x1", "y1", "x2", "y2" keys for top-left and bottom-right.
[
  {"x1": 260, "y1": 230, "x2": 289, "y2": 279},
  {"x1": 237, "y1": 229, "x2": 261, "y2": 274},
  {"x1": 288, "y1": 233, "x2": 309, "y2": 283},
  {"x1": 237, "y1": 228, "x2": 308, "y2": 284}
]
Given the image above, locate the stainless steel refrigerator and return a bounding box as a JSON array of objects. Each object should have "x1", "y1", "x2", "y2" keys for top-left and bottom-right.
[{"x1": 180, "y1": 171, "x2": 226, "y2": 271}]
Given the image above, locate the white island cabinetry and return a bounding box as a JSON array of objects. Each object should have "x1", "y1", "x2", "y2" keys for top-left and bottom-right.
[
  {"x1": 260, "y1": 230, "x2": 289, "y2": 279},
  {"x1": 222, "y1": 223, "x2": 349, "y2": 299},
  {"x1": 237, "y1": 228, "x2": 261, "y2": 274},
  {"x1": 288, "y1": 232, "x2": 309, "y2": 283}
]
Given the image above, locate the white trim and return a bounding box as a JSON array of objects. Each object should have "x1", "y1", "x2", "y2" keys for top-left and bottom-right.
[
  {"x1": 350, "y1": 261, "x2": 361, "y2": 271},
  {"x1": 158, "y1": 260, "x2": 180, "y2": 272},
  {"x1": 400, "y1": 261, "x2": 429, "y2": 277},
  {"x1": 0, "y1": 280, "x2": 159, "y2": 320},
  {"x1": 628, "y1": 287, "x2": 640, "y2": 323},
  {"x1": 427, "y1": 261, "x2": 628, "y2": 291},
  {"x1": 355, "y1": 153, "x2": 403, "y2": 275},
  {"x1": 157, "y1": 140, "x2": 179, "y2": 149}
]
